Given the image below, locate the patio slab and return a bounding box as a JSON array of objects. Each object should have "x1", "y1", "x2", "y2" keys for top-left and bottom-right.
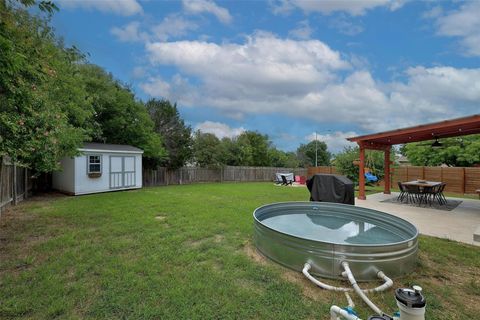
[{"x1": 355, "y1": 192, "x2": 480, "y2": 246}]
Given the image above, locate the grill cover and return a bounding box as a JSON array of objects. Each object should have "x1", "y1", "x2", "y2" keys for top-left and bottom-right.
[{"x1": 306, "y1": 174, "x2": 355, "y2": 205}]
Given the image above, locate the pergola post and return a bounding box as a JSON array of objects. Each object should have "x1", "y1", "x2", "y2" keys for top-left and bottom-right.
[
  {"x1": 384, "y1": 146, "x2": 391, "y2": 195},
  {"x1": 358, "y1": 143, "x2": 366, "y2": 200}
]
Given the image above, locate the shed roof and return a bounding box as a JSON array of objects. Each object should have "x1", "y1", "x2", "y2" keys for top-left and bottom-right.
[
  {"x1": 79, "y1": 143, "x2": 143, "y2": 154},
  {"x1": 347, "y1": 114, "x2": 480, "y2": 146}
]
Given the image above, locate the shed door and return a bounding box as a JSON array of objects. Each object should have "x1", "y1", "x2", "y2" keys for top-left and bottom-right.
[{"x1": 109, "y1": 156, "x2": 136, "y2": 189}]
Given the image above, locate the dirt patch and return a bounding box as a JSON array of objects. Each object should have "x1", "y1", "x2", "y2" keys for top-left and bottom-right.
[
  {"x1": 236, "y1": 278, "x2": 266, "y2": 294},
  {"x1": 242, "y1": 243, "x2": 268, "y2": 266},
  {"x1": 281, "y1": 269, "x2": 335, "y2": 302},
  {"x1": 186, "y1": 238, "x2": 207, "y2": 248},
  {"x1": 214, "y1": 234, "x2": 225, "y2": 243},
  {"x1": 186, "y1": 234, "x2": 225, "y2": 248},
  {"x1": 155, "y1": 215, "x2": 167, "y2": 221}
]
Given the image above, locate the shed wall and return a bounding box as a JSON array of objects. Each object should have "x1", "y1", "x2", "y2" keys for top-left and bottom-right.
[{"x1": 52, "y1": 157, "x2": 75, "y2": 194}]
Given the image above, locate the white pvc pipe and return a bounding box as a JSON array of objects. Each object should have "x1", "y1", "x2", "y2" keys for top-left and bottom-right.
[
  {"x1": 368, "y1": 271, "x2": 393, "y2": 293},
  {"x1": 303, "y1": 263, "x2": 393, "y2": 293},
  {"x1": 302, "y1": 263, "x2": 352, "y2": 292},
  {"x1": 330, "y1": 305, "x2": 362, "y2": 320},
  {"x1": 341, "y1": 261, "x2": 384, "y2": 316},
  {"x1": 344, "y1": 292, "x2": 355, "y2": 308}
]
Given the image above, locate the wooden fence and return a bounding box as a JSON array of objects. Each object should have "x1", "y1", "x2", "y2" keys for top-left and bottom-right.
[
  {"x1": 392, "y1": 166, "x2": 480, "y2": 194},
  {"x1": 307, "y1": 166, "x2": 338, "y2": 176},
  {"x1": 306, "y1": 165, "x2": 480, "y2": 194},
  {"x1": 0, "y1": 159, "x2": 32, "y2": 215},
  {"x1": 143, "y1": 166, "x2": 308, "y2": 187}
]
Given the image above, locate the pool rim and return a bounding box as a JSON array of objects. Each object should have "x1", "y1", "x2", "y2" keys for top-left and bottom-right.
[{"x1": 253, "y1": 201, "x2": 419, "y2": 247}]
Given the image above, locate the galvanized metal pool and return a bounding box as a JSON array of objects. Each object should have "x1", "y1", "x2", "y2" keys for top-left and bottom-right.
[{"x1": 253, "y1": 202, "x2": 418, "y2": 281}]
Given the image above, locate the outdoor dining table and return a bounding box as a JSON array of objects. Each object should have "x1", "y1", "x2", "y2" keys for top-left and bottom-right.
[
  {"x1": 401, "y1": 180, "x2": 445, "y2": 206},
  {"x1": 402, "y1": 180, "x2": 442, "y2": 188}
]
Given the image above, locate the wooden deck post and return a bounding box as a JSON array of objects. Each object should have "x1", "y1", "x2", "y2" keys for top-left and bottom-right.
[
  {"x1": 384, "y1": 147, "x2": 391, "y2": 194},
  {"x1": 358, "y1": 143, "x2": 366, "y2": 200}
]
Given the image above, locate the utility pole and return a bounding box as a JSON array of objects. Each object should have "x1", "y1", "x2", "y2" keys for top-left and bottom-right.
[{"x1": 315, "y1": 131, "x2": 318, "y2": 167}]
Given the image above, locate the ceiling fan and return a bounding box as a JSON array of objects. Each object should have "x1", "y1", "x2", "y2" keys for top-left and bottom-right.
[{"x1": 415, "y1": 137, "x2": 464, "y2": 148}]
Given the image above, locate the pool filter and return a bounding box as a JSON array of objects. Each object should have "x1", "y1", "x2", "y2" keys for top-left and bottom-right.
[{"x1": 393, "y1": 286, "x2": 426, "y2": 320}]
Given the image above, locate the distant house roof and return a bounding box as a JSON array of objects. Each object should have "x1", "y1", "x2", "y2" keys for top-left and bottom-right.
[{"x1": 79, "y1": 142, "x2": 144, "y2": 154}]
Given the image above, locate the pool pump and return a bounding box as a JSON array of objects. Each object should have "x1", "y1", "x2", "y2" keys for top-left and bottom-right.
[
  {"x1": 393, "y1": 286, "x2": 426, "y2": 320},
  {"x1": 367, "y1": 286, "x2": 426, "y2": 320}
]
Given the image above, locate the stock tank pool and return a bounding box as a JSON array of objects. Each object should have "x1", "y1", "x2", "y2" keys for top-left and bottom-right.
[{"x1": 253, "y1": 202, "x2": 418, "y2": 281}]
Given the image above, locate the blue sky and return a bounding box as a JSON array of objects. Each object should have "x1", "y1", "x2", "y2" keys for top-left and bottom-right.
[{"x1": 50, "y1": 0, "x2": 480, "y2": 153}]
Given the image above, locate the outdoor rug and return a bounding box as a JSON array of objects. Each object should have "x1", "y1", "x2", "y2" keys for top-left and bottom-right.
[{"x1": 381, "y1": 197, "x2": 462, "y2": 211}]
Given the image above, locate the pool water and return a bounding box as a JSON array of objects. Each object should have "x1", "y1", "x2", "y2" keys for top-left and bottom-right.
[{"x1": 261, "y1": 212, "x2": 405, "y2": 245}]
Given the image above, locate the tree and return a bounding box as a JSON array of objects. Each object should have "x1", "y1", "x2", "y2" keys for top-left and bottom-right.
[
  {"x1": 268, "y1": 148, "x2": 300, "y2": 167},
  {"x1": 296, "y1": 140, "x2": 331, "y2": 167},
  {"x1": 192, "y1": 131, "x2": 222, "y2": 168},
  {"x1": 218, "y1": 137, "x2": 242, "y2": 166},
  {"x1": 145, "y1": 99, "x2": 193, "y2": 169},
  {"x1": 334, "y1": 146, "x2": 388, "y2": 184},
  {"x1": 236, "y1": 131, "x2": 271, "y2": 166},
  {"x1": 284, "y1": 151, "x2": 301, "y2": 168},
  {"x1": 0, "y1": 1, "x2": 91, "y2": 172},
  {"x1": 401, "y1": 135, "x2": 480, "y2": 167},
  {"x1": 79, "y1": 65, "x2": 167, "y2": 166}
]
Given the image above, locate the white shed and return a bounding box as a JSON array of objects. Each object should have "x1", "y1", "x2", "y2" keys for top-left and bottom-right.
[{"x1": 52, "y1": 143, "x2": 143, "y2": 195}]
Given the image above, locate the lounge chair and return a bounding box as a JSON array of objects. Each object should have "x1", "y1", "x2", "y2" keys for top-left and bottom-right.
[{"x1": 281, "y1": 175, "x2": 292, "y2": 186}]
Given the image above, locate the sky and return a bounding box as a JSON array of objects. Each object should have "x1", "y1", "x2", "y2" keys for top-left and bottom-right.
[{"x1": 48, "y1": 0, "x2": 480, "y2": 153}]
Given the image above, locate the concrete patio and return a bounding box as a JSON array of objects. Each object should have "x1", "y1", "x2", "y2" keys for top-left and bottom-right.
[{"x1": 356, "y1": 192, "x2": 480, "y2": 246}]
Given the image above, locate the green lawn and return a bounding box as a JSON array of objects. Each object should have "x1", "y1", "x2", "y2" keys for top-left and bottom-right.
[{"x1": 1, "y1": 183, "x2": 479, "y2": 319}]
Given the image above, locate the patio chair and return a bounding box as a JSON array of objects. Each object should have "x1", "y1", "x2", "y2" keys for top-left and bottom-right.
[
  {"x1": 403, "y1": 184, "x2": 422, "y2": 205},
  {"x1": 397, "y1": 182, "x2": 407, "y2": 202},
  {"x1": 281, "y1": 175, "x2": 292, "y2": 186},
  {"x1": 433, "y1": 183, "x2": 447, "y2": 205},
  {"x1": 421, "y1": 185, "x2": 435, "y2": 207}
]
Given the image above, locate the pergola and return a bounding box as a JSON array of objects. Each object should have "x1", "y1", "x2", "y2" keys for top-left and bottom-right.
[{"x1": 347, "y1": 114, "x2": 480, "y2": 200}]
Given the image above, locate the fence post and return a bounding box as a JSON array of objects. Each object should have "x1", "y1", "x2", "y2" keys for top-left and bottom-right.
[
  {"x1": 12, "y1": 163, "x2": 17, "y2": 205},
  {"x1": 0, "y1": 157, "x2": 3, "y2": 215},
  {"x1": 24, "y1": 167, "x2": 28, "y2": 199},
  {"x1": 462, "y1": 167, "x2": 465, "y2": 194}
]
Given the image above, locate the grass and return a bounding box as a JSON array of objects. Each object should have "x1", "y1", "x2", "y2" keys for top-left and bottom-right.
[{"x1": 0, "y1": 183, "x2": 479, "y2": 319}]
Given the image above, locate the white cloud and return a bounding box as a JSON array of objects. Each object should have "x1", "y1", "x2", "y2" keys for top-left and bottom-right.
[
  {"x1": 141, "y1": 32, "x2": 480, "y2": 134},
  {"x1": 422, "y1": 6, "x2": 443, "y2": 19},
  {"x1": 57, "y1": 0, "x2": 142, "y2": 16},
  {"x1": 152, "y1": 15, "x2": 198, "y2": 41},
  {"x1": 182, "y1": 0, "x2": 232, "y2": 24},
  {"x1": 140, "y1": 74, "x2": 196, "y2": 103},
  {"x1": 140, "y1": 77, "x2": 172, "y2": 98},
  {"x1": 132, "y1": 66, "x2": 147, "y2": 79},
  {"x1": 111, "y1": 15, "x2": 198, "y2": 43},
  {"x1": 288, "y1": 20, "x2": 313, "y2": 40},
  {"x1": 431, "y1": 2, "x2": 480, "y2": 56},
  {"x1": 195, "y1": 121, "x2": 245, "y2": 139},
  {"x1": 146, "y1": 33, "x2": 349, "y2": 87},
  {"x1": 305, "y1": 131, "x2": 358, "y2": 153},
  {"x1": 271, "y1": 0, "x2": 404, "y2": 16},
  {"x1": 111, "y1": 22, "x2": 147, "y2": 42},
  {"x1": 329, "y1": 15, "x2": 364, "y2": 36}
]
